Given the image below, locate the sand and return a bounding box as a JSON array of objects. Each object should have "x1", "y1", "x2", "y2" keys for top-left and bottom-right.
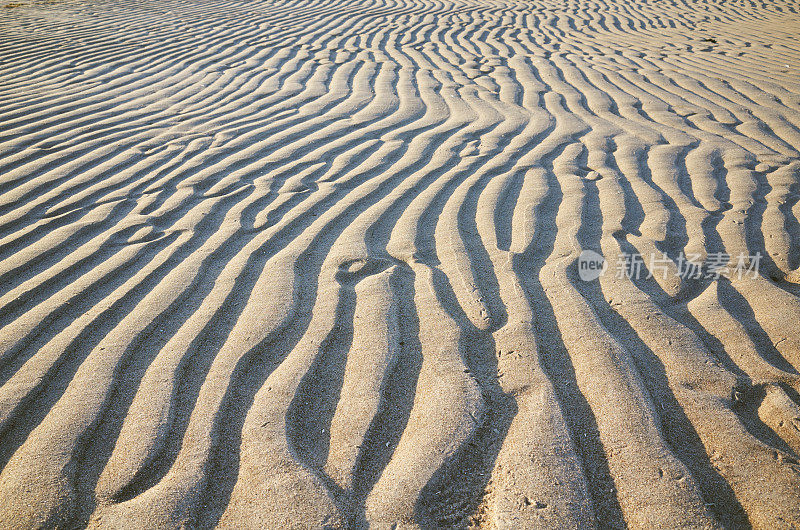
[{"x1": 0, "y1": 0, "x2": 799, "y2": 527}]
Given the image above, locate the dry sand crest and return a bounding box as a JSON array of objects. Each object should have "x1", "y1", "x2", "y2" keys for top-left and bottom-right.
[{"x1": 1, "y1": 0, "x2": 800, "y2": 527}]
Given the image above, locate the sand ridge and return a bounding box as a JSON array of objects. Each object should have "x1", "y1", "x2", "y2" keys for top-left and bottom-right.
[{"x1": 0, "y1": 0, "x2": 800, "y2": 527}]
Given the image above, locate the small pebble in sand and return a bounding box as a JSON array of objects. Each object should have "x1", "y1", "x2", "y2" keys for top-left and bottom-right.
[
  {"x1": 755, "y1": 162, "x2": 772, "y2": 172},
  {"x1": 585, "y1": 170, "x2": 602, "y2": 181}
]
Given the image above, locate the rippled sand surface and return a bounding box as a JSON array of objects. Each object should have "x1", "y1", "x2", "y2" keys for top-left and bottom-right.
[{"x1": 1, "y1": 0, "x2": 800, "y2": 527}]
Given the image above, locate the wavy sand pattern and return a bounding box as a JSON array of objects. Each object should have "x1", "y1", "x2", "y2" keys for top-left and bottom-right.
[{"x1": 1, "y1": 0, "x2": 800, "y2": 527}]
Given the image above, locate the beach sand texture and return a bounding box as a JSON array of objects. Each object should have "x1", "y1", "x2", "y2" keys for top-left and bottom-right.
[{"x1": 1, "y1": 0, "x2": 800, "y2": 527}]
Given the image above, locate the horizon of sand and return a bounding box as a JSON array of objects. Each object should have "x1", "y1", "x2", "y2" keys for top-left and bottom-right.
[{"x1": 1, "y1": 0, "x2": 800, "y2": 527}]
